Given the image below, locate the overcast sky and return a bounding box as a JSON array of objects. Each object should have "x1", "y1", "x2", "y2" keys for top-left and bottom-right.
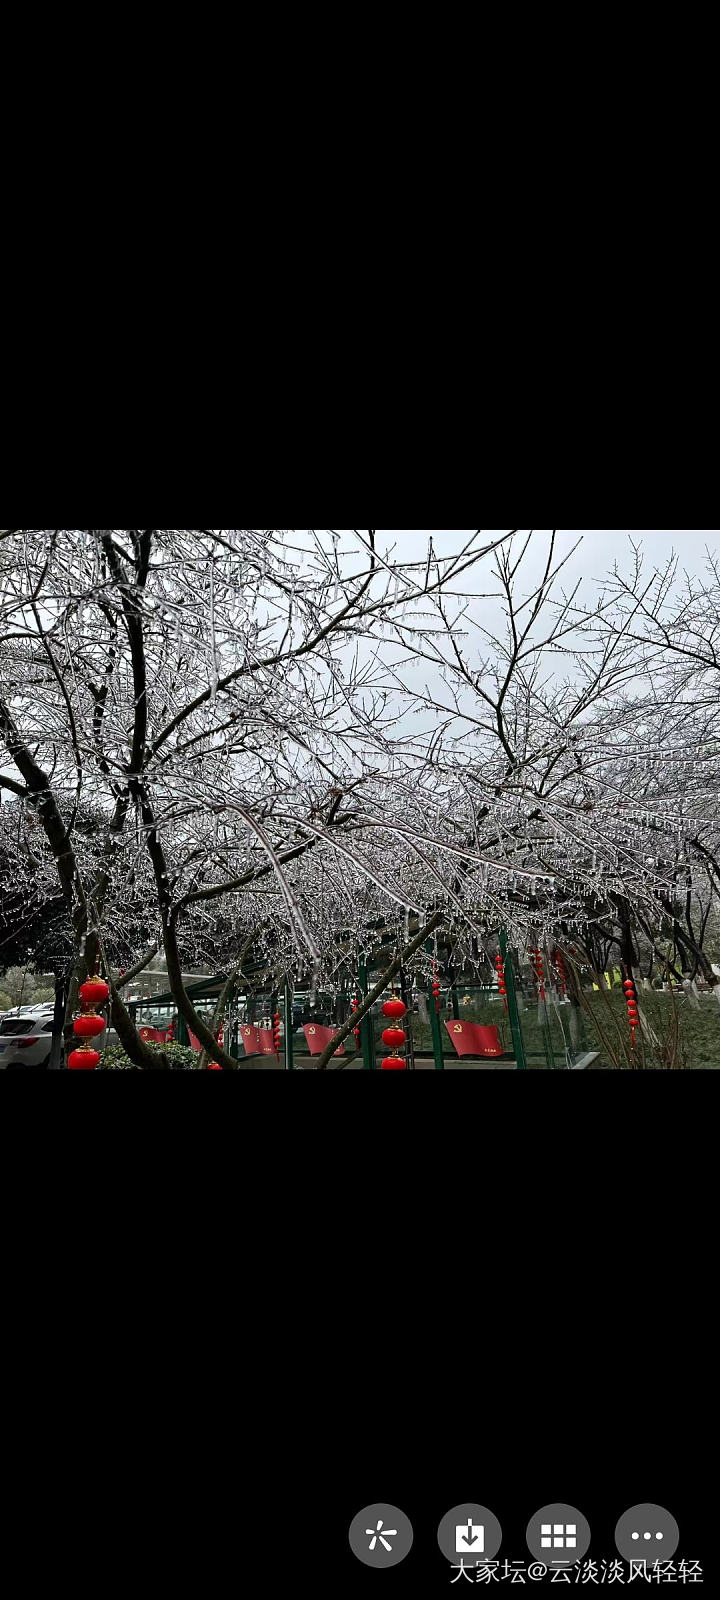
[
  {"x1": 375, "y1": 530, "x2": 716, "y2": 591},
  {"x1": 351, "y1": 531, "x2": 720, "y2": 734}
]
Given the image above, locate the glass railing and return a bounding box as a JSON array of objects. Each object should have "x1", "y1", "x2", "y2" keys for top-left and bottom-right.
[{"x1": 407, "y1": 965, "x2": 595, "y2": 1070}]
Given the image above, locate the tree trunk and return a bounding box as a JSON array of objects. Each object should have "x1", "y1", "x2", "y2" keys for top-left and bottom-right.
[{"x1": 315, "y1": 910, "x2": 444, "y2": 1070}]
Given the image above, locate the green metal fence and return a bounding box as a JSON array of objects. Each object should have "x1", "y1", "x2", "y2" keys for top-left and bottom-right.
[{"x1": 130, "y1": 938, "x2": 596, "y2": 1070}]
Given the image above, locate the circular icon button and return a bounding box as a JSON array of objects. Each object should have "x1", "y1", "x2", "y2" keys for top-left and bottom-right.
[
  {"x1": 615, "y1": 1504, "x2": 679, "y2": 1563},
  {"x1": 437, "y1": 1504, "x2": 502, "y2": 1565},
  {"x1": 526, "y1": 1503, "x2": 591, "y2": 1567},
  {"x1": 349, "y1": 1504, "x2": 413, "y2": 1568}
]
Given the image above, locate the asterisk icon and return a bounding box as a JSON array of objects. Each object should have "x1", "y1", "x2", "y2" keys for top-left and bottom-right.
[{"x1": 366, "y1": 1520, "x2": 397, "y2": 1552}]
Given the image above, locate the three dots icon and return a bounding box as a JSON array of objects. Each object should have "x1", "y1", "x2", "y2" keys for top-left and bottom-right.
[{"x1": 614, "y1": 1505, "x2": 679, "y2": 1563}]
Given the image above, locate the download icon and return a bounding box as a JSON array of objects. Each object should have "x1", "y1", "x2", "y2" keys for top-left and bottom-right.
[{"x1": 456, "y1": 1520, "x2": 484, "y2": 1554}]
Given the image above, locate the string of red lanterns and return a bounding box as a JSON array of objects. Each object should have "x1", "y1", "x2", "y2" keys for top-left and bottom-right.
[
  {"x1": 68, "y1": 969, "x2": 110, "y2": 1070},
  {"x1": 553, "y1": 950, "x2": 568, "y2": 998},
  {"x1": 431, "y1": 958, "x2": 441, "y2": 1013},
  {"x1": 381, "y1": 990, "x2": 407, "y2": 1070},
  {"x1": 351, "y1": 992, "x2": 360, "y2": 1047},
  {"x1": 273, "y1": 1009, "x2": 282, "y2": 1056},
  {"x1": 624, "y1": 976, "x2": 639, "y2": 1047},
  {"x1": 494, "y1": 951, "x2": 507, "y2": 1010},
  {"x1": 530, "y1": 947, "x2": 546, "y2": 1001}
]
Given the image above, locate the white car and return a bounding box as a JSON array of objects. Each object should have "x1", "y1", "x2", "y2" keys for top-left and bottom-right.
[
  {"x1": 0, "y1": 1004, "x2": 113, "y2": 1070},
  {"x1": 0, "y1": 1004, "x2": 59, "y2": 1069}
]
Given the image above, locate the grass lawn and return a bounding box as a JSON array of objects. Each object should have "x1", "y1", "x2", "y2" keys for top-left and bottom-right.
[{"x1": 581, "y1": 989, "x2": 720, "y2": 1069}]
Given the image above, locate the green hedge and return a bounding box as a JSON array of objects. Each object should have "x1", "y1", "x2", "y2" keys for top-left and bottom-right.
[{"x1": 98, "y1": 1041, "x2": 200, "y2": 1071}]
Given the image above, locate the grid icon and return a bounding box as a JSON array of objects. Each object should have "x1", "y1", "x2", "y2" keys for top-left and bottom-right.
[{"x1": 540, "y1": 1523, "x2": 577, "y2": 1550}]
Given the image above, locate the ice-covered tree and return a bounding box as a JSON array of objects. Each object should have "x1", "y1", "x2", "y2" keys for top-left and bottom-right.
[
  {"x1": 5, "y1": 528, "x2": 713, "y2": 1070},
  {"x1": 1, "y1": 529, "x2": 525, "y2": 1065}
]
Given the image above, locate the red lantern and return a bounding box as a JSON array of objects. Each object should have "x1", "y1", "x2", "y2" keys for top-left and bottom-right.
[
  {"x1": 624, "y1": 969, "x2": 639, "y2": 1046},
  {"x1": 68, "y1": 1046, "x2": 100, "y2": 1071},
  {"x1": 70, "y1": 966, "x2": 109, "y2": 1066},
  {"x1": 382, "y1": 997, "x2": 406, "y2": 1019},
  {"x1": 382, "y1": 1027, "x2": 406, "y2": 1048},
  {"x1": 207, "y1": 1061, "x2": 222, "y2": 1070},
  {"x1": 73, "y1": 1013, "x2": 106, "y2": 1039},
  {"x1": 381, "y1": 1057, "x2": 407, "y2": 1070},
  {"x1": 553, "y1": 951, "x2": 567, "y2": 997},
  {"x1": 530, "y1": 948, "x2": 546, "y2": 1000},
  {"x1": 79, "y1": 978, "x2": 110, "y2": 1007}
]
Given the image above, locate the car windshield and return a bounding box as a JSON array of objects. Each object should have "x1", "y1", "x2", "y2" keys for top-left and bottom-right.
[{"x1": 0, "y1": 1018, "x2": 34, "y2": 1036}]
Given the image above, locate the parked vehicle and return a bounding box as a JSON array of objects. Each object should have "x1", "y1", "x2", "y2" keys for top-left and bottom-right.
[
  {"x1": 0, "y1": 1004, "x2": 59, "y2": 1070},
  {"x1": 0, "y1": 1004, "x2": 115, "y2": 1069}
]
